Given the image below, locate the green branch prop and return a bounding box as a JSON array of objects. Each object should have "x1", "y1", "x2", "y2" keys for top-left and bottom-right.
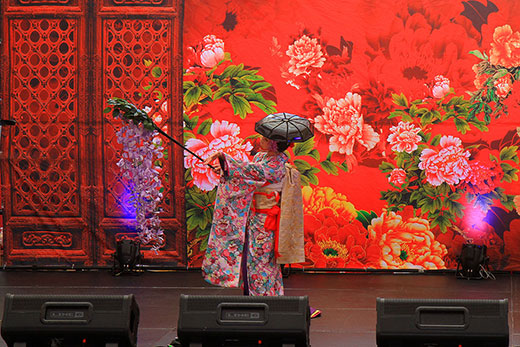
[{"x1": 105, "y1": 98, "x2": 215, "y2": 169}]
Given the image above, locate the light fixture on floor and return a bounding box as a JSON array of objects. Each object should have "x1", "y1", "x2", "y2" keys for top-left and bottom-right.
[
  {"x1": 113, "y1": 239, "x2": 143, "y2": 276},
  {"x1": 456, "y1": 242, "x2": 493, "y2": 280}
]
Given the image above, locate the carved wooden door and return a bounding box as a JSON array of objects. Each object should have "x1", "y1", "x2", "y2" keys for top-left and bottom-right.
[{"x1": 0, "y1": 0, "x2": 186, "y2": 267}]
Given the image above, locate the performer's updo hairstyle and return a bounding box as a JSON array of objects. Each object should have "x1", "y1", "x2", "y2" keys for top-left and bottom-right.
[{"x1": 275, "y1": 141, "x2": 291, "y2": 152}]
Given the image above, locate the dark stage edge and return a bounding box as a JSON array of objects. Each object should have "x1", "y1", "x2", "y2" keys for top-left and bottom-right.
[{"x1": 0, "y1": 270, "x2": 517, "y2": 347}]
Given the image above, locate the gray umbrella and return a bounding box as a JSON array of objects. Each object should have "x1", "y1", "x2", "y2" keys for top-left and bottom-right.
[{"x1": 255, "y1": 112, "x2": 314, "y2": 143}]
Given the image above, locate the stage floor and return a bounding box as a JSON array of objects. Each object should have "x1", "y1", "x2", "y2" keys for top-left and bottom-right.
[{"x1": 0, "y1": 269, "x2": 517, "y2": 346}]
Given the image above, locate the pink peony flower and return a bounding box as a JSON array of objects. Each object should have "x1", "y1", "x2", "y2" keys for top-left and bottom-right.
[
  {"x1": 184, "y1": 120, "x2": 253, "y2": 191},
  {"x1": 286, "y1": 35, "x2": 326, "y2": 77},
  {"x1": 314, "y1": 92, "x2": 380, "y2": 156},
  {"x1": 418, "y1": 135, "x2": 470, "y2": 186},
  {"x1": 431, "y1": 75, "x2": 450, "y2": 98},
  {"x1": 187, "y1": 34, "x2": 225, "y2": 69},
  {"x1": 489, "y1": 25, "x2": 520, "y2": 68},
  {"x1": 199, "y1": 35, "x2": 225, "y2": 68},
  {"x1": 494, "y1": 74, "x2": 513, "y2": 99},
  {"x1": 387, "y1": 121, "x2": 422, "y2": 153},
  {"x1": 389, "y1": 168, "x2": 407, "y2": 186}
]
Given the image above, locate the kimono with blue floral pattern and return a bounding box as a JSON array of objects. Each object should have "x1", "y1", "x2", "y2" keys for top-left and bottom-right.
[{"x1": 202, "y1": 151, "x2": 288, "y2": 296}]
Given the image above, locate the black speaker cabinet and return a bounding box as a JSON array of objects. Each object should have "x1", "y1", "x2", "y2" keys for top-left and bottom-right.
[
  {"x1": 1, "y1": 293, "x2": 140, "y2": 347},
  {"x1": 376, "y1": 297, "x2": 509, "y2": 347},
  {"x1": 177, "y1": 294, "x2": 310, "y2": 347}
]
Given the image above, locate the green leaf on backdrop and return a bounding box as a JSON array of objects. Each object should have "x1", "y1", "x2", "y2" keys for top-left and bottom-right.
[
  {"x1": 184, "y1": 86, "x2": 202, "y2": 108},
  {"x1": 229, "y1": 94, "x2": 253, "y2": 118},
  {"x1": 454, "y1": 117, "x2": 471, "y2": 134},
  {"x1": 392, "y1": 93, "x2": 409, "y2": 108},
  {"x1": 379, "y1": 161, "x2": 395, "y2": 173},
  {"x1": 500, "y1": 146, "x2": 519, "y2": 162},
  {"x1": 468, "y1": 50, "x2": 487, "y2": 60},
  {"x1": 320, "y1": 159, "x2": 338, "y2": 175},
  {"x1": 183, "y1": 114, "x2": 199, "y2": 130},
  {"x1": 293, "y1": 138, "x2": 315, "y2": 156},
  {"x1": 251, "y1": 82, "x2": 272, "y2": 92},
  {"x1": 200, "y1": 85, "x2": 213, "y2": 98},
  {"x1": 197, "y1": 119, "x2": 212, "y2": 135},
  {"x1": 356, "y1": 210, "x2": 378, "y2": 229}
]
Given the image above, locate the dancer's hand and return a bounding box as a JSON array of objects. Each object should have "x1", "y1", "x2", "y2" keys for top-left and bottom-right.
[{"x1": 204, "y1": 152, "x2": 223, "y2": 174}]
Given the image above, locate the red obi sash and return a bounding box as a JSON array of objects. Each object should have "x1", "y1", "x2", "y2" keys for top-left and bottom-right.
[{"x1": 251, "y1": 191, "x2": 281, "y2": 258}]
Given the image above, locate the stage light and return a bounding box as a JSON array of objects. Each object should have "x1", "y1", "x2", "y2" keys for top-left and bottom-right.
[
  {"x1": 113, "y1": 239, "x2": 143, "y2": 275},
  {"x1": 456, "y1": 243, "x2": 492, "y2": 279}
]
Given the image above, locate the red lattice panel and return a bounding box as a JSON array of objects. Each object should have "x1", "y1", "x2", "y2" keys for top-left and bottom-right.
[
  {"x1": 9, "y1": 18, "x2": 80, "y2": 217},
  {"x1": 111, "y1": 0, "x2": 164, "y2": 4},
  {"x1": 103, "y1": 18, "x2": 173, "y2": 218}
]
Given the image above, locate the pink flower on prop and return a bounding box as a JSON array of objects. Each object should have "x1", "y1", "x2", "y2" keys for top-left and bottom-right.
[
  {"x1": 389, "y1": 168, "x2": 407, "y2": 186},
  {"x1": 418, "y1": 135, "x2": 470, "y2": 186},
  {"x1": 387, "y1": 121, "x2": 422, "y2": 153},
  {"x1": 184, "y1": 120, "x2": 252, "y2": 191},
  {"x1": 489, "y1": 25, "x2": 520, "y2": 68},
  {"x1": 431, "y1": 75, "x2": 450, "y2": 99},
  {"x1": 286, "y1": 35, "x2": 326, "y2": 77},
  {"x1": 494, "y1": 74, "x2": 513, "y2": 99},
  {"x1": 314, "y1": 92, "x2": 380, "y2": 156}
]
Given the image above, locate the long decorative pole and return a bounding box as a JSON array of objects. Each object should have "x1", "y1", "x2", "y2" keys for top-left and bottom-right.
[{"x1": 106, "y1": 98, "x2": 215, "y2": 169}]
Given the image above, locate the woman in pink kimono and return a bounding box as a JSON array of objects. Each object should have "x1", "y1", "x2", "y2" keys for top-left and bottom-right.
[{"x1": 202, "y1": 136, "x2": 288, "y2": 296}]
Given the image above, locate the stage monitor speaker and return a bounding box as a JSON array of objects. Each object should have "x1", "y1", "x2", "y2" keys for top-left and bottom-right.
[
  {"x1": 177, "y1": 294, "x2": 310, "y2": 347},
  {"x1": 376, "y1": 297, "x2": 509, "y2": 347},
  {"x1": 1, "y1": 293, "x2": 140, "y2": 347}
]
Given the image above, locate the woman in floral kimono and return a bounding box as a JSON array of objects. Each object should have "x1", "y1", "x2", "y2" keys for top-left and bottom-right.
[{"x1": 202, "y1": 136, "x2": 289, "y2": 296}]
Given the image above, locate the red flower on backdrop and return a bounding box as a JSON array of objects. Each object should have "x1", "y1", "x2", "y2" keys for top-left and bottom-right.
[
  {"x1": 389, "y1": 168, "x2": 407, "y2": 186},
  {"x1": 184, "y1": 120, "x2": 252, "y2": 191},
  {"x1": 360, "y1": 9, "x2": 479, "y2": 99},
  {"x1": 418, "y1": 135, "x2": 471, "y2": 186},
  {"x1": 494, "y1": 73, "x2": 513, "y2": 98},
  {"x1": 504, "y1": 219, "x2": 520, "y2": 270},
  {"x1": 387, "y1": 121, "x2": 422, "y2": 153},
  {"x1": 313, "y1": 92, "x2": 380, "y2": 156},
  {"x1": 435, "y1": 228, "x2": 467, "y2": 268},
  {"x1": 285, "y1": 34, "x2": 326, "y2": 78},
  {"x1": 302, "y1": 186, "x2": 369, "y2": 268},
  {"x1": 502, "y1": 80, "x2": 520, "y2": 113},
  {"x1": 367, "y1": 211, "x2": 448, "y2": 269},
  {"x1": 472, "y1": 63, "x2": 491, "y2": 90},
  {"x1": 489, "y1": 25, "x2": 520, "y2": 68},
  {"x1": 462, "y1": 159, "x2": 504, "y2": 195}
]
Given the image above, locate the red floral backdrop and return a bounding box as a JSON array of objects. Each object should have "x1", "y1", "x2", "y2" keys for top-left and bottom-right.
[{"x1": 182, "y1": 0, "x2": 520, "y2": 270}]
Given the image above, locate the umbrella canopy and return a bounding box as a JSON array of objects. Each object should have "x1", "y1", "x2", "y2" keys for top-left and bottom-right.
[{"x1": 254, "y1": 112, "x2": 314, "y2": 143}]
